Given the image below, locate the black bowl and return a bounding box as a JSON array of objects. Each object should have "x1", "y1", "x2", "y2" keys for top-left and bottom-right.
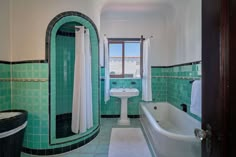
[{"x1": 0, "y1": 110, "x2": 28, "y2": 133}]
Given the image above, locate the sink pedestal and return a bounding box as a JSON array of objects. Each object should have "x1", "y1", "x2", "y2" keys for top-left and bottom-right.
[
  {"x1": 118, "y1": 98, "x2": 130, "y2": 125},
  {"x1": 109, "y1": 88, "x2": 139, "y2": 126}
]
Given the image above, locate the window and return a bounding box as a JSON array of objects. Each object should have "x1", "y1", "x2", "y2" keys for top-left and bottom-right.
[{"x1": 109, "y1": 39, "x2": 142, "y2": 78}]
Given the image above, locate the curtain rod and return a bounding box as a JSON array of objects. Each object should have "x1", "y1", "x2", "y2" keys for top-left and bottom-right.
[
  {"x1": 141, "y1": 35, "x2": 153, "y2": 40},
  {"x1": 107, "y1": 38, "x2": 141, "y2": 41}
]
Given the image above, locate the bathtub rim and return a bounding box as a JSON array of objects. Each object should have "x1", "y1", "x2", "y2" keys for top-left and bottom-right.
[{"x1": 140, "y1": 102, "x2": 201, "y2": 142}]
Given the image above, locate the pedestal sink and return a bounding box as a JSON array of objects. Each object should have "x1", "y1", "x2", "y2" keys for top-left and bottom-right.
[{"x1": 110, "y1": 88, "x2": 139, "y2": 125}]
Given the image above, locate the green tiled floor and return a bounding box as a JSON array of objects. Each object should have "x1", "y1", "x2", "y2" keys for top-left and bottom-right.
[{"x1": 21, "y1": 118, "x2": 153, "y2": 157}]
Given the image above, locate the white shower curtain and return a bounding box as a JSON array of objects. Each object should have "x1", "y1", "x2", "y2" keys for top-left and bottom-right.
[
  {"x1": 142, "y1": 38, "x2": 152, "y2": 101},
  {"x1": 71, "y1": 26, "x2": 93, "y2": 134},
  {"x1": 104, "y1": 36, "x2": 110, "y2": 103}
]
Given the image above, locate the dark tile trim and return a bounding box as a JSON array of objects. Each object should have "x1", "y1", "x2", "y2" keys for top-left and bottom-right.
[
  {"x1": 11, "y1": 60, "x2": 47, "y2": 64},
  {"x1": 151, "y1": 66, "x2": 169, "y2": 68},
  {"x1": 49, "y1": 126, "x2": 100, "y2": 146},
  {"x1": 151, "y1": 61, "x2": 201, "y2": 68},
  {"x1": 101, "y1": 115, "x2": 120, "y2": 118},
  {"x1": 21, "y1": 128, "x2": 99, "y2": 156},
  {"x1": 101, "y1": 115, "x2": 140, "y2": 118},
  {"x1": 56, "y1": 113, "x2": 72, "y2": 121},
  {"x1": 45, "y1": 11, "x2": 100, "y2": 62},
  {"x1": 0, "y1": 60, "x2": 47, "y2": 64},
  {"x1": 57, "y1": 30, "x2": 75, "y2": 37},
  {"x1": 128, "y1": 115, "x2": 140, "y2": 118},
  {"x1": 0, "y1": 61, "x2": 11, "y2": 64}
]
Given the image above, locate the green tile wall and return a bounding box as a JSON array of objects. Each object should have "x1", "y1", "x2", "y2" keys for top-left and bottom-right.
[
  {"x1": 48, "y1": 14, "x2": 100, "y2": 146},
  {"x1": 10, "y1": 62, "x2": 99, "y2": 149},
  {"x1": 11, "y1": 63, "x2": 49, "y2": 149},
  {"x1": 0, "y1": 63, "x2": 11, "y2": 111},
  {"x1": 151, "y1": 63, "x2": 201, "y2": 120},
  {"x1": 10, "y1": 63, "x2": 97, "y2": 149},
  {"x1": 100, "y1": 68, "x2": 142, "y2": 115},
  {"x1": 0, "y1": 14, "x2": 100, "y2": 152},
  {"x1": 56, "y1": 35, "x2": 75, "y2": 115},
  {"x1": 151, "y1": 68, "x2": 168, "y2": 102},
  {"x1": 100, "y1": 63, "x2": 201, "y2": 121},
  {"x1": 167, "y1": 64, "x2": 201, "y2": 120}
]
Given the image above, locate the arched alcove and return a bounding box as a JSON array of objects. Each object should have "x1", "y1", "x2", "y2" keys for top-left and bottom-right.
[{"x1": 45, "y1": 11, "x2": 100, "y2": 153}]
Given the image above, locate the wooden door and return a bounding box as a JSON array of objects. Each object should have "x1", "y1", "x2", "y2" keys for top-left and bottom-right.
[
  {"x1": 202, "y1": 0, "x2": 235, "y2": 156},
  {"x1": 229, "y1": 0, "x2": 236, "y2": 156}
]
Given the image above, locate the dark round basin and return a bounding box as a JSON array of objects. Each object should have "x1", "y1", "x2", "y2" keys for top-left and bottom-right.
[
  {"x1": 0, "y1": 110, "x2": 28, "y2": 157},
  {"x1": 0, "y1": 110, "x2": 27, "y2": 133}
]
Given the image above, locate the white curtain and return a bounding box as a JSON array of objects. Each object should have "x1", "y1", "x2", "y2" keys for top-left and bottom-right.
[
  {"x1": 84, "y1": 28, "x2": 93, "y2": 130},
  {"x1": 104, "y1": 36, "x2": 110, "y2": 103},
  {"x1": 142, "y1": 38, "x2": 152, "y2": 101},
  {"x1": 71, "y1": 26, "x2": 93, "y2": 134}
]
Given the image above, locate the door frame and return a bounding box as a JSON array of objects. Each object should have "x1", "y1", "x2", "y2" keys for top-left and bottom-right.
[{"x1": 202, "y1": 0, "x2": 234, "y2": 156}]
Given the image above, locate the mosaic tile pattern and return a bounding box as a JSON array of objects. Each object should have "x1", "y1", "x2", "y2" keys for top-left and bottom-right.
[{"x1": 0, "y1": 63, "x2": 11, "y2": 111}]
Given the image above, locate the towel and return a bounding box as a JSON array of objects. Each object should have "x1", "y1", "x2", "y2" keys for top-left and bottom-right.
[{"x1": 190, "y1": 80, "x2": 202, "y2": 117}]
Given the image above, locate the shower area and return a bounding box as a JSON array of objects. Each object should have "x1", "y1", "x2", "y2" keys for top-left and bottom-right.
[
  {"x1": 54, "y1": 20, "x2": 94, "y2": 139},
  {"x1": 55, "y1": 22, "x2": 79, "y2": 138},
  {"x1": 46, "y1": 12, "x2": 100, "y2": 153}
]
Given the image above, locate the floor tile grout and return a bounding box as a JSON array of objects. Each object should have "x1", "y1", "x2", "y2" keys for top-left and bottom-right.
[{"x1": 21, "y1": 118, "x2": 154, "y2": 157}]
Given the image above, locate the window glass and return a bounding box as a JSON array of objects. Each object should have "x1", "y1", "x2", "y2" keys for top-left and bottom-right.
[
  {"x1": 109, "y1": 43, "x2": 123, "y2": 75},
  {"x1": 124, "y1": 42, "x2": 140, "y2": 78},
  {"x1": 108, "y1": 40, "x2": 141, "y2": 78}
]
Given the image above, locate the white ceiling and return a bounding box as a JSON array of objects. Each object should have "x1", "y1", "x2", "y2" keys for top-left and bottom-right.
[{"x1": 100, "y1": 0, "x2": 177, "y2": 18}]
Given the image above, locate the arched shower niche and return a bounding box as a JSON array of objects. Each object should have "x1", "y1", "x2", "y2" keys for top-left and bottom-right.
[{"x1": 45, "y1": 11, "x2": 100, "y2": 150}]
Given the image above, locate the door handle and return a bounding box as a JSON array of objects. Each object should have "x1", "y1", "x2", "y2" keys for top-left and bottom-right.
[{"x1": 194, "y1": 124, "x2": 212, "y2": 155}]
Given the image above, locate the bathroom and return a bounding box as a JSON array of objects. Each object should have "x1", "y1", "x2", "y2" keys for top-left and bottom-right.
[{"x1": 0, "y1": 0, "x2": 233, "y2": 157}]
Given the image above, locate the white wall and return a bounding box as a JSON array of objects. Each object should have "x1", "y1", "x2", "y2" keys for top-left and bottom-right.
[
  {"x1": 10, "y1": 0, "x2": 95, "y2": 61},
  {"x1": 100, "y1": 11, "x2": 170, "y2": 66},
  {"x1": 0, "y1": 0, "x2": 11, "y2": 61},
  {"x1": 166, "y1": 0, "x2": 201, "y2": 65},
  {"x1": 1, "y1": 0, "x2": 201, "y2": 64},
  {"x1": 100, "y1": 0, "x2": 201, "y2": 66}
]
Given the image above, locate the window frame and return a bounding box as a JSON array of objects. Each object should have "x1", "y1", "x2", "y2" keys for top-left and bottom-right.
[{"x1": 108, "y1": 38, "x2": 143, "y2": 78}]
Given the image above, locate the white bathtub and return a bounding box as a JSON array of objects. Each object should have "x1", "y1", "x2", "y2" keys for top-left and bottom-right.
[{"x1": 140, "y1": 102, "x2": 201, "y2": 157}]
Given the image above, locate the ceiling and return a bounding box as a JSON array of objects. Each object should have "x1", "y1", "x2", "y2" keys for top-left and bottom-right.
[{"x1": 101, "y1": 0, "x2": 175, "y2": 18}]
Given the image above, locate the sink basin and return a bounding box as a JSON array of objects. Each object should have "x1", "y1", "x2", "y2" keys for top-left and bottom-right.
[
  {"x1": 0, "y1": 110, "x2": 27, "y2": 133},
  {"x1": 110, "y1": 88, "x2": 139, "y2": 98},
  {"x1": 110, "y1": 88, "x2": 139, "y2": 125},
  {"x1": 0, "y1": 112, "x2": 22, "y2": 120}
]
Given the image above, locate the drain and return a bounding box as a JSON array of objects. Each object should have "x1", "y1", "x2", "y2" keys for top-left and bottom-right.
[{"x1": 154, "y1": 106, "x2": 157, "y2": 110}]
